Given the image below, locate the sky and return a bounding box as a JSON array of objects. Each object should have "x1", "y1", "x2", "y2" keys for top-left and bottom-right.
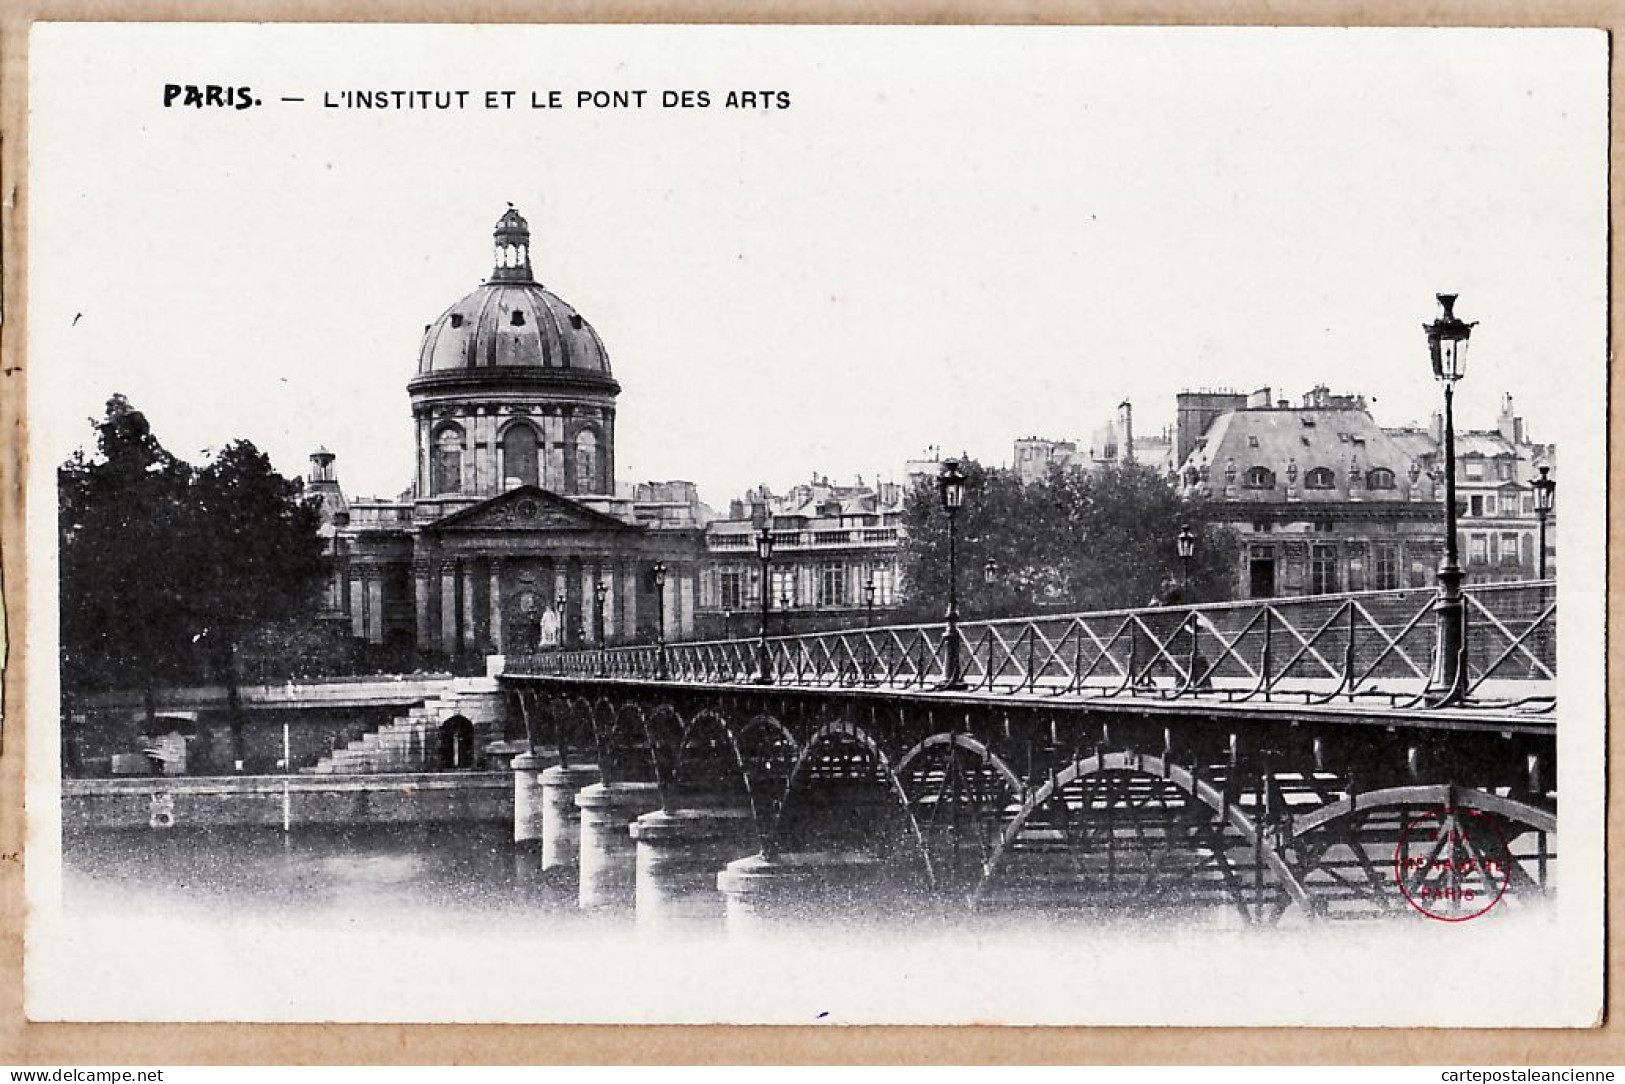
[{"x1": 29, "y1": 25, "x2": 1608, "y2": 508}]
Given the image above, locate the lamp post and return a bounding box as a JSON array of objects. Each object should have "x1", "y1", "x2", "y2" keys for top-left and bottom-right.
[
  {"x1": 723, "y1": 608, "x2": 732, "y2": 640},
  {"x1": 555, "y1": 590, "x2": 568, "y2": 651},
  {"x1": 864, "y1": 578, "x2": 876, "y2": 626},
  {"x1": 593, "y1": 579, "x2": 608, "y2": 676},
  {"x1": 754, "y1": 525, "x2": 775, "y2": 684},
  {"x1": 1426, "y1": 293, "x2": 1475, "y2": 704},
  {"x1": 938, "y1": 459, "x2": 967, "y2": 690},
  {"x1": 652, "y1": 562, "x2": 669, "y2": 680},
  {"x1": 1176, "y1": 524, "x2": 1196, "y2": 592},
  {"x1": 1532, "y1": 464, "x2": 1555, "y2": 580}
]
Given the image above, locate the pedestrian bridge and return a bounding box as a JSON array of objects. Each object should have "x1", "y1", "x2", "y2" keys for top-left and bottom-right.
[{"x1": 498, "y1": 582, "x2": 1557, "y2": 921}]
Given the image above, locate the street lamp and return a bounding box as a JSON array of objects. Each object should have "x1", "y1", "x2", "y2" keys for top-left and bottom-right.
[
  {"x1": 864, "y1": 577, "x2": 876, "y2": 626},
  {"x1": 593, "y1": 579, "x2": 609, "y2": 676},
  {"x1": 1531, "y1": 464, "x2": 1555, "y2": 579},
  {"x1": 1426, "y1": 293, "x2": 1475, "y2": 704},
  {"x1": 723, "y1": 608, "x2": 732, "y2": 640},
  {"x1": 754, "y1": 525, "x2": 775, "y2": 684},
  {"x1": 938, "y1": 459, "x2": 967, "y2": 690},
  {"x1": 1176, "y1": 524, "x2": 1196, "y2": 591},
  {"x1": 555, "y1": 590, "x2": 567, "y2": 649},
  {"x1": 652, "y1": 562, "x2": 669, "y2": 679}
]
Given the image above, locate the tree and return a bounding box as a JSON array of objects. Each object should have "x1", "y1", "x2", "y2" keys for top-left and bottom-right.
[
  {"x1": 58, "y1": 398, "x2": 327, "y2": 751},
  {"x1": 897, "y1": 459, "x2": 1240, "y2": 621},
  {"x1": 190, "y1": 440, "x2": 326, "y2": 764},
  {"x1": 58, "y1": 395, "x2": 200, "y2": 722}
]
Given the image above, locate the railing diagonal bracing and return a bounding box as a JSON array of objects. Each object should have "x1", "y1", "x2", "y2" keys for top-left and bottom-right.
[{"x1": 505, "y1": 582, "x2": 1557, "y2": 715}]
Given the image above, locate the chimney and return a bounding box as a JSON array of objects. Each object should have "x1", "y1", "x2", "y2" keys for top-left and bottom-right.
[
  {"x1": 1117, "y1": 399, "x2": 1135, "y2": 463},
  {"x1": 1498, "y1": 393, "x2": 1520, "y2": 444},
  {"x1": 1247, "y1": 387, "x2": 1272, "y2": 409}
]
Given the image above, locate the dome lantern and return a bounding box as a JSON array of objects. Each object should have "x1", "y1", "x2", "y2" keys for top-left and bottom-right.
[{"x1": 491, "y1": 204, "x2": 533, "y2": 284}]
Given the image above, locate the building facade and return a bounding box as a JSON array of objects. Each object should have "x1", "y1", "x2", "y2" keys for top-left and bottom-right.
[
  {"x1": 313, "y1": 208, "x2": 708, "y2": 662},
  {"x1": 1386, "y1": 393, "x2": 1557, "y2": 584},
  {"x1": 696, "y1": 477, "x2": 907, "y2": 638},
  {"x1": 1173, "y1": 386, "x2": 1447, "y2": 599}
]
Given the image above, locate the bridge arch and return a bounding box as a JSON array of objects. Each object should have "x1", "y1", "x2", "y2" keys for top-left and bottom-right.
[
  {"x1": 974, "y1": 749, "x2": 1313, "y2": 919},
  {"x1": 1276, "y1": 783, "x2": 1556, "y2": 919},
  {"x1": 774, "y1": 718, "x2": 936, "y2": 888}
]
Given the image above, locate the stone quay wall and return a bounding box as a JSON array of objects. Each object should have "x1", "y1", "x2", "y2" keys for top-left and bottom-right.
[{"x1": 62, "y1": 772, "x2": 513, "y2": 831}]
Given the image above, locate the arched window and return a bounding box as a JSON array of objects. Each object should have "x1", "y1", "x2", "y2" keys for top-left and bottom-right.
[
  {"x1": 1242, "y1": 466, "x2": 1276, "y2": 490},
  {"x1": 501, "y1": 423, "x2": 540, "y2": 487},
  {"x1": 1366, "y1": 467, "x2": 1396, "y2": 491},
  {"x1": 433, "y1": 426, "x2": 464, "y2": 494},
  {"x1": 1305, "y1": 467, "x2": 1336, "y2": 490},
  {"x1": 574, "y1": 429, "x2": 599, "y2": 493}
]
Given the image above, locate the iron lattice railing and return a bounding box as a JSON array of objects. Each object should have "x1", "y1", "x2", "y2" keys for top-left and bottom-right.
[{"x1": 507, "y1": 581, "x2": 1556, "y2": 712}]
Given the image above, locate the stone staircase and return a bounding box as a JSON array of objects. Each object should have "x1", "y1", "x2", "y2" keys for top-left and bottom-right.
[{"x1": 300, "y1": 677, "x2": 505, "y2": 776}]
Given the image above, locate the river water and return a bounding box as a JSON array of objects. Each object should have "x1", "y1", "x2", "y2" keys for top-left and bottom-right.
[{"x1": 47, "y1": 820, "x2": 1565, "y2": 1026}]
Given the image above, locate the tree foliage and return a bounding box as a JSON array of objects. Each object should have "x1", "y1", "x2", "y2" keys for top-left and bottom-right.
[
  {"x1": 897, "y1": 459, "x2": 1241, "y2": 621},
  {"x1": 58, "y1": 396, "x2": 327, "y2": 724}
]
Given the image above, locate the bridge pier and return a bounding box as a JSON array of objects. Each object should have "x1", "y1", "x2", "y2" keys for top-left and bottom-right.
[
  {"x1": 630, "y1": 805, "x2": 758, "y2": 926},
  {"x1": 715, "y1": 851, "x2": 889, "y2": 928},
  {"x1": 576, "y1": 781, "x2": 662, "y2": 909},
  {"x1": 540, "y1": 763, "x2": 600, "y2": 870},
  {"x1": 512, "y1": 751, "x2": 547, "y2": 844}
]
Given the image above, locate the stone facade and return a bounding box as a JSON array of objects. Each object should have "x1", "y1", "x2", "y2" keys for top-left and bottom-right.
[
  {"x1": 314, "y1": 208, "x2": 709, "y2": 661},
  {"x1": 1173, "y1": 386, "x2": 1447, "y2": 599},
  {"x1": 698, "y1": 477, "x2": 907, "y2": 637}
]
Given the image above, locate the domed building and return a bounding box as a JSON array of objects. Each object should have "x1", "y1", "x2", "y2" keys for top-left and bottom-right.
[{"x1": 313, "y1": 207, "x2": 710, "y2": 661}]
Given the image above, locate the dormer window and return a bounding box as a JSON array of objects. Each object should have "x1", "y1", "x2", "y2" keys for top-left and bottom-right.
[
  {"x1": 450, "y1": 314, "x2": 465, "y2": 329},
  {"x1": 510, "y1": 310, "x2": 526, "y2": 327},
  {"x1": 1367, "y1": 467, "x2": 1396, "y2": 490},
  {"x1": 1247, "y1": 435, "x2": 1260, "y2": 448},
  {"x1": 1242, "y1": 466, "x2": 1276, "y2": 490},
  {"x1": 1305, "y1": 467, "x2": 1336, "y2": 490}
]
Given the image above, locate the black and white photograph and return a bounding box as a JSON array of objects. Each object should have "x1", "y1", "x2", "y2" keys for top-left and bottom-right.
[{"x1": 22, "y1": 23, "x2": 1608, "y2": 1027}]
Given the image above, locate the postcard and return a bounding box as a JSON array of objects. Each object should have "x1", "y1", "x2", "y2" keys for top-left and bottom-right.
[{"x1": 22, "y1": 23, "x2": 1607, "y2": 1026}]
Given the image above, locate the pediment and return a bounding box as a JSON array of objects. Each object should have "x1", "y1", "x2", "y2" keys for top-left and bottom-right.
[{"x1": 424, "y1": 486, "x2": 636, "y2": 534}]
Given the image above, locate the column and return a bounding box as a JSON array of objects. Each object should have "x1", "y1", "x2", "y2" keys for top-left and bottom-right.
[
  {"x1": 413, "y1": 559, "x2": 434, "y2": 652},
  {"x1": 619, "y1": 561, "x2": 638, "y2": 641},
  {"x1": 440, "y1": 560, "x2": 458, "y2": 653},
  {"x1": 600, "y1": 563, "x2": 617, "y2": 645},
  {"x1": 488, "y1": 558, "x2": 505, "y2": 654},
  {"x1": 348, "y1": 566, "x2": 366, "y2": 639},
  {"x1": 677, "y1": 566, "x2": 694, "y2": 639},
  {"x1": 461, "y1": 561, "x2": 479, "y2": 654},
  {"x1": 365, "y1": 567, "x2": 385, "y2": 645},
  {"x1": 580, "y1": 561, "x2": 596, "y2": 642}
]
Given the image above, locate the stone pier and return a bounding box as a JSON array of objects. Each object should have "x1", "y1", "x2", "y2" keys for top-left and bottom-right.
[
  {"x1": 539, "y1": 763, "x2": 600, "y2": 871},
  {"x1": 716, "y1": 850, "x2": 890, "y2": 928},
  {"x1": 575, "y1": 781, "x2": 662, "y2": 909},
  {"x1": 630, "y1": 805, "x2": 759, "y2": 926}
]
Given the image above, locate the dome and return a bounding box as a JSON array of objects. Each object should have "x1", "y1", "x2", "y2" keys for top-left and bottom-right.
[{"x1": 412, "y1": 207, "x2": 613, "y2": 379}]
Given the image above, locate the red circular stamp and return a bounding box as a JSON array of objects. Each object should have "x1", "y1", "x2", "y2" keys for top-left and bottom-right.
[{"x1": 1392, "y1": 806, "x2": 1512, "y2": 922}]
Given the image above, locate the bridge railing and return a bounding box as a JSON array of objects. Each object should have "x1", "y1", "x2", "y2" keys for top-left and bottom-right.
[{"x1": 506, "y1": 581, "x2": 1555, "y2": 710}]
